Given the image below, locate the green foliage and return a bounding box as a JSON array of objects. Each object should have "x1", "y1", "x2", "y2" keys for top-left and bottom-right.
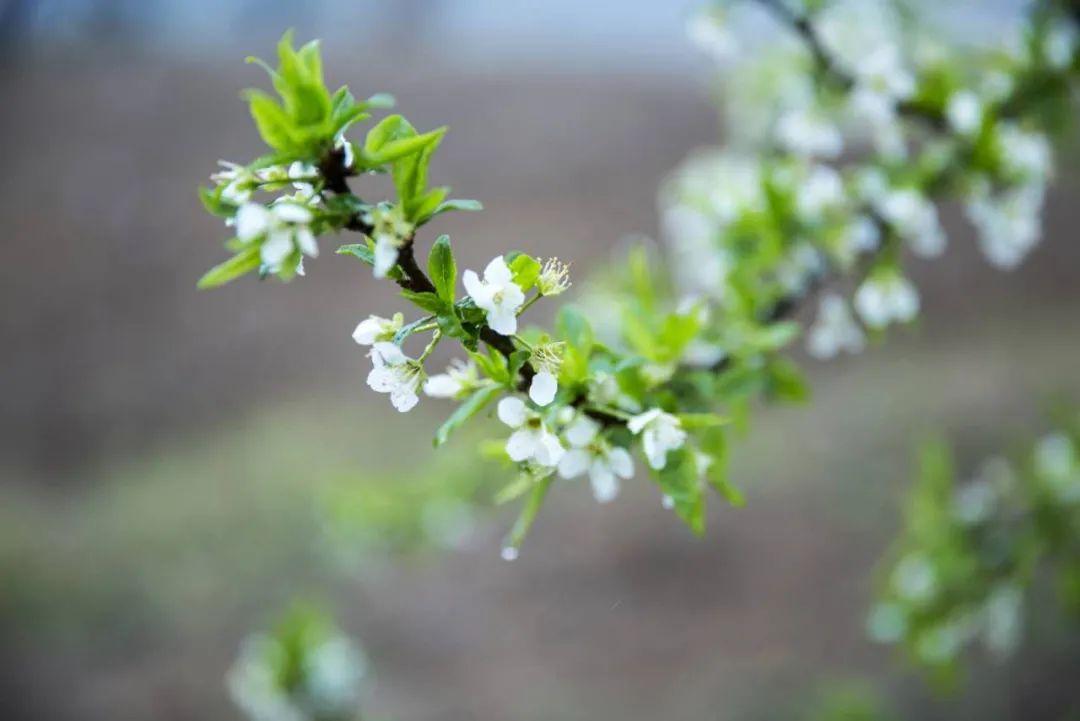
[{"x1": 869, "y1": 416, "x2": 1080, "y2": 684}]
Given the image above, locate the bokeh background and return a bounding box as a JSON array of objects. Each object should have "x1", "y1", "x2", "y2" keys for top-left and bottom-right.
[{"x1": 1, "y1": 1, "x2": 1078, "y2": 720}]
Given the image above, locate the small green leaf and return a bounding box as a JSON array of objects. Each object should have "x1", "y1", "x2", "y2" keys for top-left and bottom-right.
[
  {"x1": 508, "y1": 253, "x2": 541, "y2": 292},
  {"x1": 246, "y1": 90, "x2": 296, "y2": 152},
  {"x1": 336, "y1": 242, "x2": 375, "y2": 264},
  {"x1": 197, "y1": 246, "x2": 262, "y2": 289},
  {"x1": 654, "y1": 448, "x2": 706, "y2": 536},
  {"x1": 507, "y1": 349, "x2": 531, "y2": 386},
  {"x1": 428, "y1": 235, "x2": 457, "y2": 304},
  {"x1": 766, "y1": 358, "x2": 809, "y2": 403},
  {"x1": 677, "y1": 413, "x2": 728, "y2": 429},
  {"x1": 434, "y1": 384, "x2": 502, "y2": 447},
  {"x1": 503, "y1": 475, "x2": 554, "y2": 555},
  {"x1": 469, "y1": 349, "x2": 510, "y2": 385},
  {"x1": 431, "y1": 198, "x2": 483, "y2": 217},
  {"x1": 400, "y1": 290, "x2": 445, "y2": 314}
]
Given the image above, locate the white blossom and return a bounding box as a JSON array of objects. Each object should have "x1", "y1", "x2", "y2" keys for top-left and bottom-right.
[
  {"x1": 946, "y1": 90, "x2": 983, "y2": 136},
  {"x1": 847, "y1": 44, "x2": 915, "y2": 126},
  {"x1": 854, "y1": 274, "x2": 919, "y2": 329},
  {"x1": 366, "y1": 342, "x2": 422, "y2": 413},
  {"x1": 775, "y1": 109, "x2": 844, "y2": 159},
  {"x1": 776, "y1": 243, "x2": 826, "y2": 296},
  {"x1": 807, "y1": 293, "x2": 865, "y2": 359},
  {"x1": 981, "y1": 584, "x2": 1023, "y2": 657},
  {"x1": 463, "y1": 256, "x2": 526, "y2": 336},
  {"x1": 362, "y1": 204, "x2": 413, "y2": 278},
  {"x1": 952, "y1": 479, "x2": 997, "y2": 525},
  {"x1": 352, "y1": 314, "x2": 402, "y2": 346},
  {"x1": 497, "y1": 397, "x2": 564, "y2": 467},
  {"x1": 557, "y1": 415, "x2": 634, "y2": 503},
  {"x1": 628, "y1": 409, "x2": 687, "y2": 471},
  {"x1": 1044, "y1": 21, "x2": 1078, "y2": 70},
  {"x1": 795, "y1": 164, "x2": 845, "y2": 221},
  {"x1": 892, "y1": 554, "x2": 937, "y2": 603},
  {"x1": 877, "y1": 188, "x2": 946, "y2": 258},
  {"x1": 1034, "y1": 432, "x2": 1080, "y2": 502},
  {"x1": 997, "y1": 124, "x2": 1052, "y2": 182},
  {"x1": 687, "y1": 11, "x2": 739, "y2": 65},
  {"x1": 287, "y1": 161, "x2": 317, "y2": 196},
  {"x1": 235, "y1": 202, "x2": 318, "y2": 273},
  {"x1": 211, "y1": 161, "x2": 255, "y2": 205},
  {"x1": 966, "y1": 183, "x2": 1045, "y2": 269},
  {"x1": 423, "y1": 359, "x2": 478, "y2": 399}
]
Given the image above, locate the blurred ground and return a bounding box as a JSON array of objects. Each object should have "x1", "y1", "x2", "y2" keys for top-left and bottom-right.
[{"x1": 2, "y1": 21, "x2": 1080, "y2": 721}]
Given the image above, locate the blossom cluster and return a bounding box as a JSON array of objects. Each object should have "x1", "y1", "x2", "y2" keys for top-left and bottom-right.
[
  {"x1": 867, "y1": 419, "x2": 1080, "y2": 682},
  {"x1": 199, "y1": 7, "x2": 1077, "y2": 555},
  {"x1": 674, "y1": 0, "x2": 1077, "y2": 362},
  {"x1": 228, "y1": 604, "x2": 367, "y2": 721}
]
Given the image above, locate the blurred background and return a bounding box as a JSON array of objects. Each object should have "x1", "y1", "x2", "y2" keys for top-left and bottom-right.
[{"x1": 0, "y1": 1, "x2": 1077, "y2": 720}]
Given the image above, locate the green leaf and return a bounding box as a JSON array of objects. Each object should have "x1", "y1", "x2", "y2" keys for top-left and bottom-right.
[
  {"x1": 469, "y1": 349, "x2": 510, "y2": 385},
  {"x1": 363, "y1": 115, "x2": 440, "y2": 165},
  {"x1": 677, "y1": 413, "x2": 728, "y2": 429},
  {"x1": 428, "y1": 235, "x2": 457, "y2": 304},
  {"x1": 336, "y1": 242, "x2": 374, "y2": 264},
  {"x1": 246, "y1": 90, "x2": 296, "y2": 152},
  {"x1": 654, "y1": 448, "x2": 706, "y2": 535},
  {"x1": 431, "y1": 198, "x2": 483, "y2": 218},
  {"x1": 393, "y1": 128, "x2": 446, "y2": 221},
  {"x1": 400, "y1": 290, "x2": 445, "y2": 314},
  {"x1": 749, "y1": 321, "x2": 801, "y2": 352},
  {"x1": 508, "y1": 253, "x2": 541, "y2": 292},
  {"x1": 503, "y1": 475, "x2": 554, "y2": 555},
  {"x1": 197, "y1": 246, "x2": 262, "y2": 289},
  {"x1": 556, "y1": 306, "x2": 595, "y2": 384},
  {"x1": 766, "y1": 358, "x2": 809, "y2": 403},
  {"x1": 434, "y1": 384, "x2": 502, "y2": 447},
  {"x1": 507, "y1": 349, "x2": 531, "y2": 386}
]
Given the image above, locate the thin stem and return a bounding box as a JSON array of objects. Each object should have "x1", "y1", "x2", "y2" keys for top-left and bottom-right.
[{"x1": 419, "y1": 330, "x2": 443, "y2": 362}]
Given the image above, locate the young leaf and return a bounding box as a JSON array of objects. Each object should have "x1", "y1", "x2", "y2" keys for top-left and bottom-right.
[
  {"x1": 431, "y1": 198, "x2": 483, "y2": 218},
  {"x1": 428, "y1": 235, "x2": 457, "y2": 304},
  {"x1": 246, "y1": 90, "x2": 297, "y2": 152},
  {"x1": 508, "y1": 253, "x2": 541, "y2": 292},
  {"x1": 400, "y1": 289, "x2": 445, "y2": 314},
  {"x1": 434, "y1": 384, "x2": 502, "y2": 447},
  {"x1": 197, "y1": 246, "x2": 262, "y2": 289},
  {"x1": 503, "y1": 475, "x2": 554, "y2": 555},
  {"x1": 655, "y1": 448, "x2": 707, "y2": 535}
]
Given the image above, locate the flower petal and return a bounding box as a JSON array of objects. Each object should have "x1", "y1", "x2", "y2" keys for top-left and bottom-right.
[
  {"x1": 486, "y1": 307, "x2": 518, "y2": 336},
  {"x1": 483, "y1": 256, "x2": 513, "y2": 285},
  {"x1": 588, "y1": 461, "x2": 619, "y2": 503},
  {"x1": 528, "y1": 371, "x2": 558, "y2": 406},
  {"x1": 607, "y1": 446, "x2": 635, "y2": 479},
  {"x1": 534, "y1": 431, "x2": 565, "y2": 467},
  {"x1": 423, "y1": 374, "x2": 461, "y2": 398},
  {"x1": 260, "y1": 231, "x2": 293, "y2": 268},
  {"x1": 236, "y1": 203, "x2": 271, "y2": 242},
  {"x1": 557, "y1": 449, "x2": 590, "y2": 479},
  {"x1": 564, "y1": 415, "x2": 599, "y2": 448},
  {"x1": 462, "y1": 270, "x2": 494, "y2": 309},
  {"x1": 497, "y1": 397, "x2": 527, "y2": 428},
  {"x1": 505, "y1": 429, "x2": 536, "y2": 462}
]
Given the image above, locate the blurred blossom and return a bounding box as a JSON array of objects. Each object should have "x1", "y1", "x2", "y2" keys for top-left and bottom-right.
[
  {"x1": 982, "y1": 584, "x2": 1023, "y2": 657},
  {"x1": 952, "y1": 479, "x2": 998, "y2": 525},
  {"x1": 854, "y1": 274, "x2": 919, "y2": 329},
  {"x1": 892, "y1": 554, "x2": 937, "y2": 603},
  {"x1": 807, "y1": 294, "x2": 864, "y2": 360},
  {"x1": 228, "y1": 606, "x2": 366, "y2": 721}
]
